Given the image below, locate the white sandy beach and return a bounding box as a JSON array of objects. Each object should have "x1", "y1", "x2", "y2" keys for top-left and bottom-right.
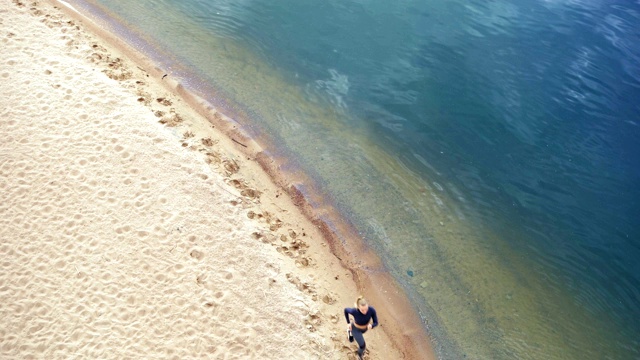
[{"x1": 0, "y1": 1, "x2": 433, "y2": 359}]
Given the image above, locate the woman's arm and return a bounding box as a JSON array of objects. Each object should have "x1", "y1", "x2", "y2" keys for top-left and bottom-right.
[
  {"x1": 344, "y1": 308, "x2": 353, "y2": 324},
  {"x1": 370, "y1": 307, "x2": 379, "y2": 328}
]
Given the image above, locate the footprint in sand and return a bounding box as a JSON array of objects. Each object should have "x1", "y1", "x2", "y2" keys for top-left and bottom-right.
[
  {"x1": 189, "y1": 249, "x2": 204, "y2": 261},
  {"x1": 228, "y1": 179, "x2": 261, "y2": 200},
  {"x1": 156, "y1": 97, "x2": 172, "y2": 106},
  {"x1": 286, "y1": 273, "x2": 318, "y2": 301}
]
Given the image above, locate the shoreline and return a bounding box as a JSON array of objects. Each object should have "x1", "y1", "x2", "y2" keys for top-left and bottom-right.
[{"x1": 3, "y1": 0, "x2": 436, "y2": 358}]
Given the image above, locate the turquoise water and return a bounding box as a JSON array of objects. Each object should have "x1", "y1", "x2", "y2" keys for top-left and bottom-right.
[{"x1": 68, "y1": 0, "x2": 640, "y2": 358}]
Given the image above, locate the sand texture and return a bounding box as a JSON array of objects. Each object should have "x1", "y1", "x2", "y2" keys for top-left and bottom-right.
[{"x1": 0, "y1": 1, "x2": 426, "y2": 359}]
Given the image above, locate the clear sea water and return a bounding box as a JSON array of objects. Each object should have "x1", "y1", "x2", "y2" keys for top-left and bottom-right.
[{"x1": 67, "y1": 0, "x2": 640, "y2": 358}]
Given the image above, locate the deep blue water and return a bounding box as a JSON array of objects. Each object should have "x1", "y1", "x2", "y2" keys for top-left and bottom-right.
[{"x1": 70, "y1": 0, "x2": 640, "y2": 358}]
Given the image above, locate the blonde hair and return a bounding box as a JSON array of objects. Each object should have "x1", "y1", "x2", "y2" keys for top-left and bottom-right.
[{"x1": 355, "y1": 296, "x2": 368, "y2": 308}]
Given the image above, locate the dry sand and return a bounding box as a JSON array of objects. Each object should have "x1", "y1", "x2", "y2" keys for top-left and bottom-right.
[{"x1": 0, "y1": 1, "x2": 435, "y2": 359}]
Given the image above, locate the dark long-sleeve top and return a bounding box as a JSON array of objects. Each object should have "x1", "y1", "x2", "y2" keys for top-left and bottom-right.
[{"x1": 344, "y1": 306, "x2": 379, "y2": 328}]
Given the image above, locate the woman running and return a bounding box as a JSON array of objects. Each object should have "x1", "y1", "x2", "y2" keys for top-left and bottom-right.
[{"x1": 344, "y1": 296, "x2": 378, "y2": 359}]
